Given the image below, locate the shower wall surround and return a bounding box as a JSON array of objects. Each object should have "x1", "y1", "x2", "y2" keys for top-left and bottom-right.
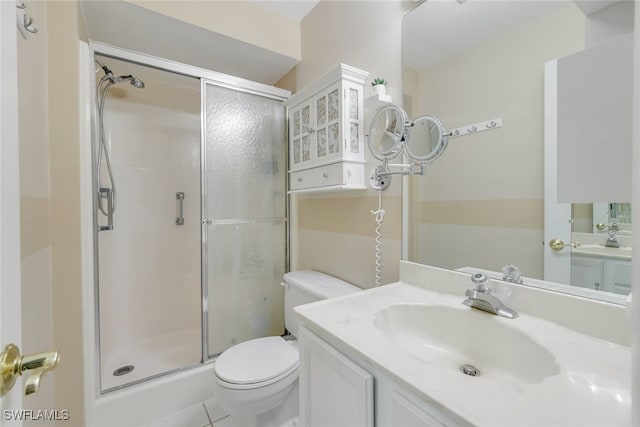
[{"x1": 98, "y1": 96, "x2": 201, "y2": 390}]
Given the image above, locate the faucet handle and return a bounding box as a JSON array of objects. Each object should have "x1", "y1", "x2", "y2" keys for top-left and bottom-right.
[
  {"x1": 471, "y1": 273, "x2": 488, "y2": 292},
  {"x1": 502, "y1": 264, "x2": 523, "y2": 284}
]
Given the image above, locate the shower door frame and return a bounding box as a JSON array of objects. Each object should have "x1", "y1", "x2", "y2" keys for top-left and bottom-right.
[{"x1": 82, "y1": 42, "x2": 291, "y2": 400}]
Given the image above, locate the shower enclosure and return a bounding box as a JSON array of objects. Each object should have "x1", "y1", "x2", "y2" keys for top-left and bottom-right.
[{"x1": 91, "y1": 51, "x2": 288, "y2": 394}]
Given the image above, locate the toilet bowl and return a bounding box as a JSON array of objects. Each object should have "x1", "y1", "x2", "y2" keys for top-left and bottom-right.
[{"x1": 213, "y1": 271, "x2": 360, "y2": 427}]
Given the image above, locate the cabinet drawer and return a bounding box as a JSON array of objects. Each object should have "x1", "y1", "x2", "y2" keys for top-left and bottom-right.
[
  {"x1": 290, "y1": 169, "x2": 315, "y2": 190},
  {"x1": 315, "y1": 163, "x2": 345, "y2": 187},
  {"x1": 289, "y1": 162, "x2": 366, "y2": 193}
]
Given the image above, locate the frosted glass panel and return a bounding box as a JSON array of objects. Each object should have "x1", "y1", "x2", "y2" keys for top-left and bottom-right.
[
  {"x1": 302, "y1": 135, "x2": 311, "y2": 162},
  {"x1": 293, "y1": 111, "x2": 301, "y2": 137},
  {"x1": 317, "y1": 128, "x2": 327, "y2": 158},
  {"x1": 329, "y1": 123, "x2": 340, "y2": 154},
  {"x1": 293, "y1": 138, "x2": 301, "y2": 164},
  {"x1": 349, "y1": 88, "x2": 358, "y2": 120},
  {"x1": 207, "y1": 221, "x2": 286, "y2": 356},
  {"x1": 204, "y1": 82, "x2": 287, "y2": 358},
  {"x1": 302, "y1": 105, "x2": 310, "y2": 134},
  {"x1": 317, "y1": 96, "x2": 326, "y2": 126},
  {"x1": 328, "y1": 89, "x2": 339, "y2": 121},
  {"x1": 205, "y1": 84, "x2": 286, "y2": 219}
]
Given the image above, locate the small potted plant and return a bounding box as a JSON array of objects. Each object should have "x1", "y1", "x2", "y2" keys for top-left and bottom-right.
[{"x1": 371, "y1": 77, "x2": 387, "y2": 96}]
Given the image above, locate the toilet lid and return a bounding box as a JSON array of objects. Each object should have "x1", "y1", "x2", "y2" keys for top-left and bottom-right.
[{"x1": 214, "y1": 336, "x2": 298, "y2": 385}]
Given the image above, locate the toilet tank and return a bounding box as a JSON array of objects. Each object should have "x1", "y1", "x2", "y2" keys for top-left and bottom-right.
[{"x1": 282, "y1": 270, "x2": 361, "y2": 337}]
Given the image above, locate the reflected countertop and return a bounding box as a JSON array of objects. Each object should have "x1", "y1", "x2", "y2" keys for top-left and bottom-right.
[{"x1": 572, "y1": 244, "x2": 632, "y2": 261}]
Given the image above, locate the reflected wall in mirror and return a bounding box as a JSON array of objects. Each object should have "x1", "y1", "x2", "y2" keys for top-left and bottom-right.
[{"x1": 402, "y1": 0, "x2": 633, "y2": 300}]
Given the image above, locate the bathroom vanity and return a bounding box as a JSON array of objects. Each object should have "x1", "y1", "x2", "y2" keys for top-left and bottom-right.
[{"x1": 294, "y1": 261, "x2": 631, "y2": 427}]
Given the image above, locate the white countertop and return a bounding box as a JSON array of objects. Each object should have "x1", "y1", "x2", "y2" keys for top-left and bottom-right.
[
  {"x1": 295, "y1": 281, "x2": 631, "y2": 427},
  {"x1": 572, "y1": 244, "x2": 632, "y2": 261}
]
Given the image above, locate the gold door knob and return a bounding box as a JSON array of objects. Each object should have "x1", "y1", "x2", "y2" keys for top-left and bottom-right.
[
  {"x1": 596, "y1": 223, "x2": 606, "y2": 231},
  {"x1": 0, "y1": 344, "x2": 59, "y2": 396},
  {"x1": 549, "y1": 239, "x2": 581, "y2": 251}
]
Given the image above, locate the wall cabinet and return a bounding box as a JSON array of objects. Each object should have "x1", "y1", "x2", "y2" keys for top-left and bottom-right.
[
  {"x1": 285, "y1": 64, "x2": 368, "y2": 193},
  {"x1": 571, "y1": 255, "x2": 631, "y2": 295},
  {"x1": 298, "y1": 327, "x2": 464, "y2": 427}
]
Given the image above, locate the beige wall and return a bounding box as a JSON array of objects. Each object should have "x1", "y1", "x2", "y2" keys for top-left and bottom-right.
[
  {"x1": 125, "y1": 0, "x2": 301, "y2": 61},
  {"x1": 291, "y1": 1, "x2": 412, "y2": 289},
  {"x1": 16, "y1": 1, "x2": 85, "y2": 423},
  {"x1": 17, "y1": 1, "x2": 54, "y2": 423},
  {"x1": 47, "y1": 1, "x2": 85, "y2": 424},
  {"x1": 408, "y1": 5, "x2": 585, "y2": 278}
]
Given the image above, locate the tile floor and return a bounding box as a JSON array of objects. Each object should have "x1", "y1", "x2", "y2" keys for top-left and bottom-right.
[{"x1": 144, "y1": 398, "x2": 236, "y2": 427}]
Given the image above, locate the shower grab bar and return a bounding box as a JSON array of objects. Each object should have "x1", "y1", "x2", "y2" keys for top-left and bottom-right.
[
  {"x1": 203, "y1": 218, "x2": 288, "y2": 226},
  {"x1": 99, "y1": 188, "x2": 114, "y2": 231},
  {"x1": 176, "y1": 192, "x2": 185, "y2": 225}
]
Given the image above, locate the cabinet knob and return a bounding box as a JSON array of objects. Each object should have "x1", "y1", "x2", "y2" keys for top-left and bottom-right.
[
  {"x1": 322, "y1": 172, "x2": 328, "y2": 179},
  {"x1": 297, "y1": 177, "x2": 303, "y2": 182}
]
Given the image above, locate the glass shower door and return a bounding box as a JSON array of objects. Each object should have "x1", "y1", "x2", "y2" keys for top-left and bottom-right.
[
  {"x1": 95, "y1": 56, "x2": 202, "y2": 392},
  {"x1": 203, "y1": 81, "x2": 287, "y2": 357}
]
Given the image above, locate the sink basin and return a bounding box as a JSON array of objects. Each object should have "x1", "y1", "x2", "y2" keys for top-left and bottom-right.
[{"x1": 373, "y1": 304, "x2": 560, "y2": 384}]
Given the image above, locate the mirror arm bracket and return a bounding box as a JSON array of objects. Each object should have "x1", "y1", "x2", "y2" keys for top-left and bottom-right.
[{"x1": 375, "y1": 162, "x2": 426, "y2": 178}]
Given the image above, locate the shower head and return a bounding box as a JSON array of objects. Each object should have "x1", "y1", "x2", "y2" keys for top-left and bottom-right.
[
  {"x1": 130, "y1": 77, "x2": 145, "y2": 89},
  {"x1": 113, "y1": 75, "x2": 145, "y2": 89}
]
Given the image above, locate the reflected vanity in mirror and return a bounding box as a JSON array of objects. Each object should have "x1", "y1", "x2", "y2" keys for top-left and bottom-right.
[{"x1": 402, "y1": 0, "x2": 633, "y2": 302}]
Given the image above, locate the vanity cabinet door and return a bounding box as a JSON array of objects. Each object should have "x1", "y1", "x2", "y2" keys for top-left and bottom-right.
[
  {"x1": 390, "y1": 389, "x2": 446, "y2": 427},
  {"x1": 570, "y1": 255, "x2": 604, "y2": 291},
  {"x1": 602, "y1": 259, "x2": 631, "y2": 295},
  {"x1": 298, "y1": 327, "x2": 374, "y2": 427}
]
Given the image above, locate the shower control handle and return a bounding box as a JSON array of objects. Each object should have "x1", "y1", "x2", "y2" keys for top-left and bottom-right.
[
  {"x1": 176, "y1": 192, "x2": 185, "y2": 225},
  {"x1": 99, "y1": 187, "x2": 114, "y2": 231}
]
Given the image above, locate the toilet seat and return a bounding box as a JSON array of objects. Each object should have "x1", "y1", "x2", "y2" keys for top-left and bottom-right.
[{"x1": 214, "y1": 336, "x2": 299, "y2": 390}]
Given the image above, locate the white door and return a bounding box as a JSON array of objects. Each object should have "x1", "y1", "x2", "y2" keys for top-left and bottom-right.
[
  {"x1": 0, "y1": 0, "x2": 25, "y2": 420},
  {"x1": 543, "y1": 60, "x2": 572, "y2": 284}
]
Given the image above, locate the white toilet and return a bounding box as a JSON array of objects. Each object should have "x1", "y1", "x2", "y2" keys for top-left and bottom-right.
[{"x1": 213, "y1": 270, "x2": 361, "y2": 427}]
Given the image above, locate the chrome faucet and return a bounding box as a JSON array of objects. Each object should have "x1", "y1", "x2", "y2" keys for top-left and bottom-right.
[
  {"x1": 605, "y1": 223, "x2": 620, "y2": 248},
  {"x1": 462, "y1": 273, "x2": 518, "y2": 319}
]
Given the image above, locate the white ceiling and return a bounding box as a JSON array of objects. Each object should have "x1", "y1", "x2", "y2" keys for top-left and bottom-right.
[
  {"x1": 404, "y1": 0, "x2": 568, "y2": 70},
  {"x1": 249, "y1": 0, "x2": 320, "y2": 21}
]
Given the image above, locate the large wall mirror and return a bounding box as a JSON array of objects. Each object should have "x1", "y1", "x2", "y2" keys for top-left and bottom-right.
[{"x1": 402, "y1": 0, "x2": 633, "y2": 302}]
